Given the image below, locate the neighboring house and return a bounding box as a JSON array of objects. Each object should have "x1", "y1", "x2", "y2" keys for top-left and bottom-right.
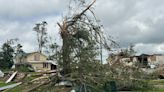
[
  {"x1": 15, "y1": 52, "x2": 57, "y2": 72},
  {"x1": 133, "y1": 54, "x2": 164, "y2": 68},
  {"x1": 133, "y1": 54, "x2": 150, "y2": 67},
  {"x1": 107, "y1": 53, "x2": 135, "y2": 67},
  {"x1": 107, "y1": 53, "x2": 164, "y2": 68},
  {"x1": 149, "y1": 54, "x2": 164, "y2": 65}
]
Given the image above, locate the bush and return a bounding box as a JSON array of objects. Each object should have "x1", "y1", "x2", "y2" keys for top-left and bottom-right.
[{"x1": 15, "y1": 64, "x2": 34, "y2": 72}]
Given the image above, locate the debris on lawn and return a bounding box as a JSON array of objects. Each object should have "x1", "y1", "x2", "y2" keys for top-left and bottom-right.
[
  {"x1": 14, "y1": 72, "x2": 26, "y2": 82},
  {"x1": 5, "y1": 71, "x2": 17, "y2": 83},
  {"x1": 0, "y1": 82, "x2": 22, "y2": 91},
  {"x1": 55, "y1": 80, "x2": 72, "y2": 87},
  {"x1": 31, "y1": 76, "x2": 50, "y2": 83},
  {"x1": 0, "y1": 70, "x2": 71, "y2": 92}
]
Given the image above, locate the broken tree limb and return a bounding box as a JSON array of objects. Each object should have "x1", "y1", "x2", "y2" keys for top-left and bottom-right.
[
  {"x1": 30, "y1": 76, "x2": 50, "y2": 83},
  {"x1": 57, "y1": 0, "x2": 96, "y2": 32},
  {"x1": 67, "y1": 0, "x2": 96, "y2": 27},
  {"x1": 5, "y1": 71, "x2": 18, "y2": 84}
]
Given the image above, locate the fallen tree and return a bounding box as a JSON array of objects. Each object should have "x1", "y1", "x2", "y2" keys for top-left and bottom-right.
[{"x1": 55, "y1": 0, "x2": 116, "y2": 91}]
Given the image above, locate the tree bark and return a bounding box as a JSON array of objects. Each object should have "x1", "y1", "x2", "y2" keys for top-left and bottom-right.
[{"x1": 62, "y1": 37, "x2": 71, "y2": 75}]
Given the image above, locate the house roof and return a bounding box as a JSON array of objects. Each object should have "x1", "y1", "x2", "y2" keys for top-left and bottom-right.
[
  {"x1": 134, "y1": 54, "x2": 164, "y2": 57},
  {"x1": 46, "y1": 60, "x2": 57, "y2": 65},
  {"x1": 25, "y1": 52, "x2": 47, "y2": 57},
  {"x1": 15, "y1": 52, "x2": 48, "y2": 61}
]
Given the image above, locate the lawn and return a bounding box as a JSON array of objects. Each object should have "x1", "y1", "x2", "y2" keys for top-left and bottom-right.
[
  {"x1": 0, "y1": 81, "x2": 15, "y2": 87},
  {"x1": 148, "y1": 79, "x2": 164, "y2": 92},
  {"x1": 149, "y1": 79, "x2": 164, "y2": 85},
  {"x1": 157, "y1": 88, "x2": 164, "y2": 92}
]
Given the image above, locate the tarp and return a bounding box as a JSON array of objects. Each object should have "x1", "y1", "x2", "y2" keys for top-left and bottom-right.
[{"x1": 0, "y1": 70, "x2": 4, "y2": 77}]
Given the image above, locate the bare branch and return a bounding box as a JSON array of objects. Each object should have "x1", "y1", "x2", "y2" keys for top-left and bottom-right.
[{"x1": 67, "y1": 0, "x2": 96, "y2": 27}]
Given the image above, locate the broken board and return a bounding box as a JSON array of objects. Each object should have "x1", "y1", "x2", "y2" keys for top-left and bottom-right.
[{"x1": 5, "y1": 71, "x2": 18, "y2": 84}]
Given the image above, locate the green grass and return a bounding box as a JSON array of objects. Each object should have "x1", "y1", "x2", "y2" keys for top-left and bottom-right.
[
  {"x1": 0, "y1": 72, "x2": 40, "y2": 92},
  {"x1": 148, "y1": 88, "x2": 164, "y2": 92},
  {"x1": 157, "y1": 88, "x2": 164, "y2": 92},
  {"x1": 0, "y1": 81, "x2": 15, "y2": 87},
  {"x1": 4, "y1": 84, "x2": 24, "y2": 92},
  {"x1": 150, "y1": 79, "x2": 164, "y2": 85},
  {"x1": 148, "y1": 79, "x2": 164, "y2": 92}
]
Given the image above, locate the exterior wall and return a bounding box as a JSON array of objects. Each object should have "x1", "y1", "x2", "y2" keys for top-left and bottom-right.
[
  {"x1": 107, "y1": 54, "x2": 164, "y2": 67},
  {"x1": 26, "y1": 53, "x2": 47, "y2": 62},
  {"x1": 26, "y1": 53, "x2": 50, "y2": 71},
  {"x1": 148, "y1": 55, "x2": 157, "y2": 65},
  {"x1": 156, "y1": 56, "x2": 164, "y2": 62},
  {"x1": 15, "y1": 52, "x2": 53, "y2": 72},
  {"x1": 150, "y1": 55, "x2": 156, "y2": 62},
  {"x1": 156, "y1": 56, "x2": 164, "y2": 65},
  {"x1": 147, "y1": 57, "x2": 152, "y2": 62},
  {"x1": 31, "y1": 63, "x2": 51, "y2": 71}
]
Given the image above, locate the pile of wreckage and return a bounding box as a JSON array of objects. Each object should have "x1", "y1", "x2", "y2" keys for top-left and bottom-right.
[
  {"x1": 0, "y1": 70, "x2": 58, "y2": 91},
  {"x1": 0, "y1": 69, "x2": 76, "y2": 92}
]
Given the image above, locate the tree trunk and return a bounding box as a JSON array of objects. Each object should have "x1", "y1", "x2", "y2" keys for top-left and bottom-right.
[{"x1": 62, "y1": 34, "x2": 71, "y2": 75}]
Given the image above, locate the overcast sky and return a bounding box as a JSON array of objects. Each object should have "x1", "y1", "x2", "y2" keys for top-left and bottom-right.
[{"x1": 0, "y1": 0, "x2": 164, "y2": 55}]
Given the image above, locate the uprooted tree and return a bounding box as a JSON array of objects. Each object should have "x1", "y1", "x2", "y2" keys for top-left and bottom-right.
[
  {"x1": 56, "y1": 0, "x2": 152, "y2": 91},
  {"x1": 55, "y1": 0, "x2": 115, "y2": 91},
  {"x1": 57, "y1": 0, "x2": 105, "y2": 75}
]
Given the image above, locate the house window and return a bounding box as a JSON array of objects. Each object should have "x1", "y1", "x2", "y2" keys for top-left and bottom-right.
[
  {"x1": 34, "y1": 54, "x2": 40, "y2": 61},
  {"x1": 43, "y1": 63, "x2": 48, "y2": 68}
]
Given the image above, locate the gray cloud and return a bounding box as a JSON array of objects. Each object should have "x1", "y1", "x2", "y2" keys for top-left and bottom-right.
[
  {"x1": 135, "y1": 43, "x2": 164, "y2": 55},
  {"x1": 0, "y1": 16, "x2": 62, "y2": 52},
  {"x1": 0, "y1": 20, "x2": 36, "y2": 51},
  {"x1": 0, "y1": 0, "x2": 67, "y2": 20},
  {"x1": 95, "y1": 0, "x2": 164, "y2": 51}
]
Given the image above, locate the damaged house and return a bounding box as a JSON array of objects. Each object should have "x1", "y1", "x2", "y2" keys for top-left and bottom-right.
[
  {"x1": 107, "y1": 53, "x2": 164, "y2": 68},
  {"x1": 133, "y1": 54, "x2": 151, "y2": 68},
  {"x1": 14, "y1": 52, "x2": 57, "y2": 72},
  {"x1": 133, "y1": 54, "x2": 164, "y2": 68}
]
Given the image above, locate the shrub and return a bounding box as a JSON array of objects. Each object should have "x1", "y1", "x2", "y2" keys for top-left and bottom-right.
[{"x1": 15, "y1": 64, "x2": 34, "y2": 72}]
